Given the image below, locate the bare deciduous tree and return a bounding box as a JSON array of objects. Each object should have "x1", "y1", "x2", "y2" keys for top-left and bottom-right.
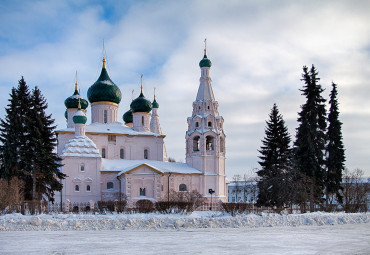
[
  {"x1": 232, "y1": 174, "x2": 242, "y2": 202},
  {"x1": 0, "y1": 177, "x2": 24, "y2": 213},
  {"x1": 342, "y1": 168, "x2": 369, "y2": 212}
]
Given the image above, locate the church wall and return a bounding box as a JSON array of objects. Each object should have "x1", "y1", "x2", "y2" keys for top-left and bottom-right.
[
  {"x1": 100, "y1": 172, "x2": 120, "y2": 201},
  {"x1": 86, "y1": 134, "x2": 164, "y2": 161},
  {"x1": 159, "y1": 174, "x2": 202, "y2": 201},
  {"x1": 61, "y1": 157, "x2": 101, "y2": 204},
  {"x1": 122, "y1": 166, "x2": 162, "y2": 206}
]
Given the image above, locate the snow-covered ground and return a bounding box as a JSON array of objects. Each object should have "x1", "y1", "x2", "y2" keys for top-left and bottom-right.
[
  {"x1": 0, "y1": 211, "x2": 368, "y2": 231},
  {"x1": 0, "y1": 212, "x2": 369, "y2": 254}
]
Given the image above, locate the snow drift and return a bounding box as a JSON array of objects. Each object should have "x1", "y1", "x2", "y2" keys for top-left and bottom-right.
[{"x1": 0, "y1": 211, "x2": 368, "y2": 231}]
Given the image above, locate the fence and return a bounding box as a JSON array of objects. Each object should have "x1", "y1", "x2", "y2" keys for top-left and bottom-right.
[{"x1": 1, "y1": 200, "x2": 368, "y2": 215}]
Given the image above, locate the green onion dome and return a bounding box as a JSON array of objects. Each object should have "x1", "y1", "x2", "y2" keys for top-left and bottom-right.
[
  {"x1": 199, "y1": 54, "x2": 212, "y2": 68},
  {"x1": 73, "y1": 109, "x2": 87, "y2": 124},
  {"x1": 123, "y1": 109, "x2": 133, "y2": 123},
  {"x1": 64, "y1": 110, "x2": 68, "y2": 119},
  {"x1": 87, "y1": 58, "x2": 122, "y2": 104},
  {"x1": 152, "y1": 98, "x2": 159, "y2": 108},
  {"x1": 64, "y1": 86, "x2": 89, "y2": 109},
  {"x1": 130, "y1": 91, "x2": 152, "y2": 113}
]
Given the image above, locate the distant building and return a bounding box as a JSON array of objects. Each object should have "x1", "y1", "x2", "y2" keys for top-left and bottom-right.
[
  {"x1": 55, "y1": 48, "x2": 227, "y2": 207},
  {"x1": 228, "y1": 180, "x2": 258, "y2": 203}
]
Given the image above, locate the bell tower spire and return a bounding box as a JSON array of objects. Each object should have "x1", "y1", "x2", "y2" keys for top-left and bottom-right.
[{"x1": 185, "y1": 44, "x2": 226, "y2": 202}]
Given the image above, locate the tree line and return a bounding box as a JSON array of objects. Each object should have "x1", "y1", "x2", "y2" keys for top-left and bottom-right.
[
  {"x1": 0, "y1": 77, "x2": 65, "y2": 207},
  {"x1": 256, "y1": 65, "x2": 347, "y2": 212}
]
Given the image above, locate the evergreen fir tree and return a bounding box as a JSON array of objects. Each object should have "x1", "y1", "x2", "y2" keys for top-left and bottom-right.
[
  {"x1": 25, "y1": 87, "x2": 65, "y2": 201},
  {"x1": 1, "y1": 78, "x2": 65, "y2": 202},
  {"x1": 325, "y1": 82, "x2": 345, "y2": 204},
  {"x1": 257, "y1": 103, "x2": 291, "y2": 207},
  {"x1": 294, "y1": 65, "x2": 327, "y2": 211},
  {"x1": 0, "y1": 77, "x2": 31, "y2": 182}
]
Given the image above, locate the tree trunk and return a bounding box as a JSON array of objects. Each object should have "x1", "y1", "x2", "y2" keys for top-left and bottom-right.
[
  {"x1": 32, "y1": 172, "x2": 37, "y2": 201},
  {"x1": 310, "y1": 183, "x2": 314, "y2": 212}
]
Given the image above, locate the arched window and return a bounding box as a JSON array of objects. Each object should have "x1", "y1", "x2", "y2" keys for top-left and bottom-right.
[
  {"x1": 140, "y1": 188, "x2": 146, "y2": 196},
  {"x1": 193, "y1": 136, "x2": 200, "y2": 151},
  {"x1": 75, "y1": 185, "x2": 79, "y2": 192},
  {"x1": 144, "y1": 149, "x2": 149, "y2": 159},
  {"x1": 142, "y1": 116, "x2": 144, "y2": 125},
  {"x1": 206, "y1": 136, "x2": 214, "y2": 151},
  {"x1": 195, "y1": 122, "x2": 199, "y2": 128},
  {"x1": 102, "y1": 148, "x2": 106, "y2": 158},
  {"x1": 80, "y1": 164, "x2": 85, "y2": 172},
  {"x1": 107, "y1": 182, "x2": 114, "y2": 190},
  {"x1": 220, "y1": 137, "x2": 225, "y2": 153},
  {"x1": 120, "y1": 148, "x2": 124, "y2": 159},
  {"x1": 86, "y1": 185, "x2": 91, "y2": 192},
  {"x1": 208, "y1": 121, "x2": 212, "y2": 127},
  {"x1": 179, "y1": 184, "x2": 187, "y2": 191},
  {"x1": 104, "y1": 110, "x2": 107, "y2": 123}
]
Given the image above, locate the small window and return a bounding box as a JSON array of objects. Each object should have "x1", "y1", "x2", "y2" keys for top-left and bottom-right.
[
  {"x1": 142, "y1": 116, "x2": 144, "y2": 125},
  {"x1": 75, "y1": 185, "x2": 79, "y2": 192},
  {"x1": 144, "y1": 149, "x2": 149, "y2": 159},
  {"x1": 179, "y1": 184, "x2": 187, "y2": 192},
  {"x1": 193, "y1": 136, "x2": 200, "y2": 151},
  {"x1": 120, "y1": 148, "x2": 124, "y2": 159},
  {"x1": 107, "y1": 182, "x2": 114, "y2": 190},
  {"x1": 104, "y1": 110, "x2": 107, "y2": 123},
  {"x1": 86, "y1": 185, "x2": 91, "y2": 192},
  {"x1": 195, "y1": 122, "x2": 199, "y2": 128},
  {"x1": 102, "y1": 148, "x2": 106, "y2": 158},
  {"x1": 206, "y1": 136, "x2": 214, "y2": 151},
  {"x1": 220, "y1": 137, "x2": 225, "y2": 153},
  {"x1": 207, "y1": 106, "x2": 210, "y2": 110},
  {"x1": 208, "y1": 121, "x2": 212, "y2": 127},
  {"x1": 80, "y1": 164, "x2": 85, "y2": 172},
  {"x1": 140, "y1": 188, "x2": 146, "y2": 196},
  {"x1": 108, "y1": 135, "x2": 116, "y2": 142}
]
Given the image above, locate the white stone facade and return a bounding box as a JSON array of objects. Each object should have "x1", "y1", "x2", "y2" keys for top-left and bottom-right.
[{"x1": 56, "y1": 52, "x2": 227, "y2": 207}]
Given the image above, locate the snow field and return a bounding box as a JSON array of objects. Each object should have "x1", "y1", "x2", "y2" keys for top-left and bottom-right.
[{"x1": 0, "y1": 211, "x2": 368, "y2": 231}]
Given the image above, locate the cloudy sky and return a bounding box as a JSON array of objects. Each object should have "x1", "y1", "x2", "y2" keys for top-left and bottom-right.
[{"x1": 0, "y1": 0, "x2": 369, "y2": 178}]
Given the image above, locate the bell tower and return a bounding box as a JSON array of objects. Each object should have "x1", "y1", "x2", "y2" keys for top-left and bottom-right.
[{"x1": 185, "y1": 43, "x2": 226, "y2": 202}]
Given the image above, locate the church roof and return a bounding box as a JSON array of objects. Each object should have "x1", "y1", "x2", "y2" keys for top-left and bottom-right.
[
  {"x1": 61, "y1": 136, "x2": 100, "y2": 157},
  {"x1": 130, "y1": 92, "x2": 152, "y2": 113},
  {"x1": 100, "y1": 159, "x2": 202, "y2": 175},
  {"x1": 64, "y1": 89, "x2": 89, "y2": 109},
  {"x1": 57, "y1": 121, "x2": 164, "y2": 137},
  {"x1": 122, "y1": 109, "x2": 133, "y2": 123},
  {"x1": 152, "y1": 98, "x2": 159, "y2": 108},
  {"x1": 199, "y1": 54, "x2": 212, "y2": 68},
  {"x1": 73, "y1": 109, "x2": 87, "y2": 124},
  {"x1": 87, "y1": 58, "x2": 122, "y2": 104}
]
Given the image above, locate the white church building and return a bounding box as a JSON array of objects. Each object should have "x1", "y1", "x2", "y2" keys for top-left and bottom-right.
[{"x1": 56, "y1": 48, "x2": 227, "y2": 207}]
